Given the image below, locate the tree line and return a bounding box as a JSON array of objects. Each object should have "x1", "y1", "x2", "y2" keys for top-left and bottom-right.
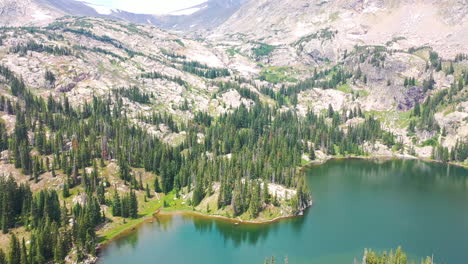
[{"x1": 0, "y1": 63, "x2": 399, "y2": 262}]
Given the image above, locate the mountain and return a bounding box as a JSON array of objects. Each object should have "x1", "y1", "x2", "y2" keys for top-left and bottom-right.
[
  {"x1": 0, "y1": 0, "x2": 62, "y2": 26},
  {"x1": 211, "y1": 0, "x2": 468, "y2": 59},
  {"x1": 0, "y1": 0, "x2": 466, "y2": 155},
  {"x1": 0, "y1": 2, "x2": 467, "y2": 262},
  {"x1": 0, "y1": 16, "x2": 237, "y2": 117},
  {"x1": 0, "y1": 0, "x2": 248, "y2": 30},
  {"x1": 157, "y1": 0, "x2": 248, "y2": 31},
  {"x1": 0, "y1": 0, "x2": 164, "y2": 27}
]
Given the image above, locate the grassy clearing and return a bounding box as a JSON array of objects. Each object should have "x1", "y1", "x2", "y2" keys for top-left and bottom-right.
[
  {"x1": 260, "y1": 66, "x2": 298, "y2": 84},
  {"x1": 367, "y1": 109, "x2": 414, "y2": 129},
  {"x1": 227, "y1": 47, "x2": 244, "y2": 57},
  {"x1": 97, "y1": 196, "x2": 163, "y2": 243},
  {"x1": 337, "y1": 83, "x2": 351, "y2": 93},
  {"x1": 252, "y1": 43, "x2": 275, "y2": 57},
  {"x1": 99, "y1": 190, "x2": 194, "y2": 244}
]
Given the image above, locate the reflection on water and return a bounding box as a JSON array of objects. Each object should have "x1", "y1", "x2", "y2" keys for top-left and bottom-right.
[
  {"x1": 100, "y1": 159, "x2": 468, "y2": 264},
  {"x1": 112, "y1": 230, "x2": 140, "y2": 250},
  {"x1": 309, "y1": 159, "x2": 468, "y2": 192},
  {"x1": 189, "y1": 212, "x2": 307, "y2": 247}
]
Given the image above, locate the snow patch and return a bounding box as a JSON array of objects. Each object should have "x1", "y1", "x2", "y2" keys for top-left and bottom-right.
[
  {"x1": 32, "y1": 10, "x2": 52, "y2": 21},
  {"x1": 170, "y1": 7, "x2": 202, "y2": 16},
  {"x1": 82, "y1": 2, "x2": 113, "y2": 15}
]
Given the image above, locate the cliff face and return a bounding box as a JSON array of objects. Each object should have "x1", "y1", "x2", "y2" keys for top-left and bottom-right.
[
  {"x1": 0, "y1": 0, "x2": 62, "y2": 26},
  {"x1": 211, "y1": 0, "x2": 468, "y2": 59},
  {"x1": 0, "y1": 0, "x2": 247, "y2": 31}
]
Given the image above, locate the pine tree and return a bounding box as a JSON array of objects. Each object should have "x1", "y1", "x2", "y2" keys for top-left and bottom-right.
[
  {"x1": 118, "y1": 157, "x2": 130, "y2": 182},
  {"x1": 448, "y1": 62, "x2": 454, "y2": 75},
  {"x1": 232, "y1": 180, "x2": 243, "y2": 216},
  {"x1": 309, "y1": 148, "x2": 316, "y2": 160},
  {"x1": 97, "y1": 184, "x2": 105, "y2": 204},
  {"x1": 8, "y1": 233, "x2": 21, "y2": 264},
  {"x1": 145, "y1": 184, "x2": 151, "y2": 198},
  {"x1": 249, "y1": 181, "x2": 261, "y2": 218},
  {"x1": 1, "y1": 191, "x2": 12, "y2": 233},
  {"x1": 129, "y1": 191, "x2": 138, "y2": 218},
  {"x1": 111, "y1": 191, "x2": 121, "y2": 217},
  {"x1": 62, "y1": 183, "x2": 70, "y2": 198},
  {"x1": 263, "y1": 180, "x2": 271, "y2": 205},
  {"x1": 20, "y1": 238, "x2": 28, "y2": 264},
  {"x1": 413, "y1": 101, "x2": 420, "y2": 116},
  {"x1": 0, "y1": 249, "x2": 6, "y2": 264},
  {"x1": 327, "y1": 104, "x2": 334, "y2": 118},
  {"x1": 154, "y1": 177, "x2": 162, "y2": 193}
]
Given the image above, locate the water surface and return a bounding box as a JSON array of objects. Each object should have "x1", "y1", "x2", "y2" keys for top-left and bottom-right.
[{"x1": 100, "y1": 159, "x2": 468, "y2": 263}]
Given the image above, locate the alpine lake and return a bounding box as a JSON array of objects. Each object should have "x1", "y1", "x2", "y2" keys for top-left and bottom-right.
[{"x1": 99, "y1": 159, "x2": 468, "y2": 264}]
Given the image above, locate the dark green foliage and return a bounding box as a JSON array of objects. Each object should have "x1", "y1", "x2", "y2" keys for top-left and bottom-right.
[
  {"x1": 192, "y1": 178, "x2": 205, "y2": 206},
  {"x1": 10, "y1": 40, "x2": 73, "y2": 56},
  {"x1": 429, "y1": 51, "x2": 441, "y2": 71},
  {"x1": 0, "y1": 249, "x2": 5, "y2": 264},
  {"x1": 447, "y1": 62, "x2": 455, "y2": 75},
  {"x1": 404, "y1": 77, "x2": 416, "y2": 87},
  {"x1": 0, "y1": 179, "x2": 101, "y2": 263},
  {"x1": 193, "y1": 112, "x2": 213, "y2": 127},
  {"x1": 364, "y1": 246, "x2": 437, "y2": 264},
  {"x1": 248, "y1": 181, "x2": 261, "y2": 218},
  {"x1": 112, "y1": 191, "x2": 121, "y2": 217},
  {"x1": 0, "y1": 177, "x2": 32, "y2": 233},
  {"x1": 45, "y1": 70, "x2": 56, "y2": 85},
  {"x1": 73, "y1": 45, "x2": 125, "y2": 61},
  {"x1": 422, "y1": 74, "x2": 435, "y2": 92},
  {"x1": 62, "y1": 28, "x2": 143, "y2": 57},
  {"x1": 181, "y1": 61, "x2": 230, "y2": 79},
  {"x1": 266, "y1": 66, "x2": 353, "y2": 107},
  {"x1": 450, "y1": 140, "x2": 468, "y2": 162},
  {"x1": 414, "y1": 91, "x2": 447, "y2": 131},
  {"x1": 412, "y1": 101, "x2": 421, "y2": 116},
  {"x1": 113, "y1": 87, "x2": 151, "y2": 104},
  {"x1": 455, "y1": 53, "x2": 468, "y2": 62},
  {"x1": 161, "y1": 49, "x2": 186, "y2": 59},
  {"x1": 138, "y1": 112, "x2": 179, "y2": 133},
  {"x1": 62, "y1": 183, "x2": 70, "y2": 198},
  {"x1": 215, "y1": 81, "x2": 259, "y2": 102},
  {"x1": 8, "y1": 234, "x2": 20, "y2": 264},
  {"x1": 154, "y1": 177, "x2": 162, "y2": 193},
  {"x1": 365, "y1": 247, "x2": 408, "y2": 264},
  {"x1": 111, "y1": 191, "x2": 138, "y2": 218},
  {"x1": 140, "y1": 71, "x2": 187, "y2": 87},
  {"x1": 0, "y1": 53, "x2": 416, "y2": 263},
  {"x1": 294, "y1": 27, "x2": 337, "y2": 48},
  {"x1": 252, "y1": 43, "x2": 275, "y2": 57}
]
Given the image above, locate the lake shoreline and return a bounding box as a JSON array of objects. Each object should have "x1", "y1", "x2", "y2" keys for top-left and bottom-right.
[
  {"x1": 96, "y1": 155, "x2": 466, "y2": 263},
  {"x1": 155, "y1": 207, "x2": 312, "y2": 225},
  {"x1": 304, "y1": 154, "x2": 468, "y2": 169},
  {"x1": 95, "y1": 204, "x2": 312, "y2": 263},
  {"x1": 97, "y1": 201, "x2": 312, "y2": 244}
]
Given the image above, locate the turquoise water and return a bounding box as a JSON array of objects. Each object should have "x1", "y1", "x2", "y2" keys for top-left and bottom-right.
[{"x1": 99, "y1": 159, "x2": 468, "y2": 263}]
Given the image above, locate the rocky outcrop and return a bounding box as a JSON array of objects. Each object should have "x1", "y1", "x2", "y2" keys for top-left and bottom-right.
[
  {"x1": 0, "y1": 0, "x2": 62, "y2": 26},
  {"x1": 212, "y1": 0, "x2": 468, "y2": 60}
]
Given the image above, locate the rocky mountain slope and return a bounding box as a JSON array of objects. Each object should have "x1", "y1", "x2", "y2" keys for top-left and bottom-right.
[
  {"x1": 211, "y1": 0, "x2": 468, "y2": 60},
  {"x1": 0, "y1": 16, "x2": 263, "y2": 141},
  {"x1": 0, "y1": 0, "x2": 247, "y2": 31},
  {"x1": 156, "y1": 0, "x2": 248, "y2": 31},
  {"x1": 0, "y1": 3, "x2": 466, "y2": 262},
  {"x1": 0, "y1": 14, "x2": 466, "y2": 154},
  {"x1": 0, "y1": 0, "x2": 63, "y2": 27}
]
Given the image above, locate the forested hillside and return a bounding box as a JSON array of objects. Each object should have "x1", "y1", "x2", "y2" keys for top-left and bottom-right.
[{"x1": 0, "y1": 4, "x2": 466, "y2": 264}]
